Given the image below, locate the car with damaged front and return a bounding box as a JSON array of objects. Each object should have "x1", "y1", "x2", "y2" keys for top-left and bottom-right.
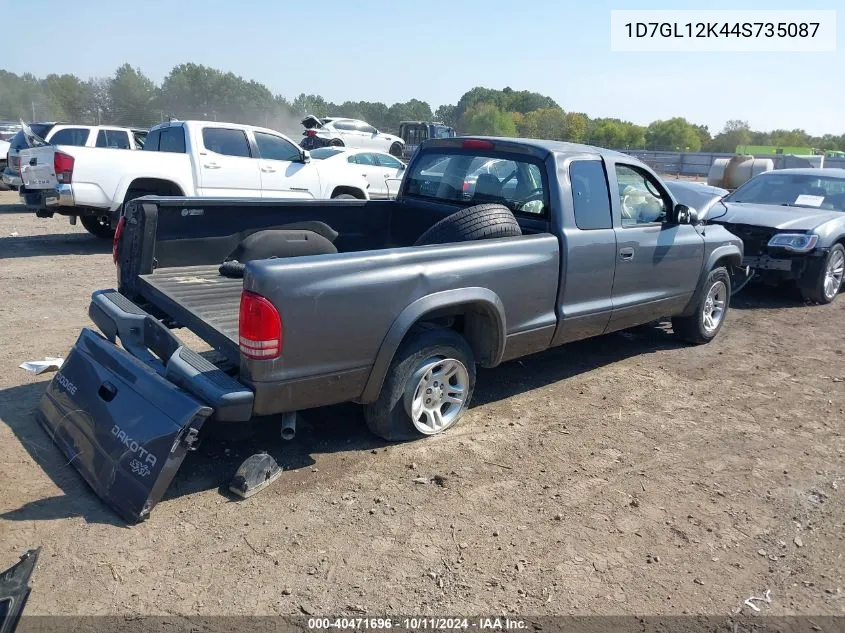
[
  {"x1": 709, "y1": 168, "x2": 845, "y2": 303},
  {"x1": 34, "y1": 136, "x2": 742, "y2": 523}
]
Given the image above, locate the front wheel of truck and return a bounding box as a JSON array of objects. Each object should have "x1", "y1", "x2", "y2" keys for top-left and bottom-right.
[
  {"x1": 672, "y1": 266, "x2": 731, "y2": 344},
  {"x1": 364, "y1": 327, "x2": 476, "y2": 441}
]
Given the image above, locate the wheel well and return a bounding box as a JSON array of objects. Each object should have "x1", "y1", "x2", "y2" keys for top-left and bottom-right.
[
  {"x1": 331, "y1": 186, "x2": 365, "y2": 199},
  {"x1": 408, "y1": 302, "x2": 502, "y2": 367},
  {"x1": 126, "y1": 178, "x2": 183, "y2": 199},
  {"x1": 714, "y1": 253, "x2": 742, "y2": 270}
]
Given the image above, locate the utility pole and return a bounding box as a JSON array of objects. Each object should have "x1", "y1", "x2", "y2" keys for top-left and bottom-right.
[{"x1": 31, "y1": 101, "x2": 36, "y2": 121}]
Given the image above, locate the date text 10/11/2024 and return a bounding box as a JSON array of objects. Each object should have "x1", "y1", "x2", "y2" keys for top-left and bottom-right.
[{"x1": 306, "y1": 617, "x2": 527, "y2": 630}]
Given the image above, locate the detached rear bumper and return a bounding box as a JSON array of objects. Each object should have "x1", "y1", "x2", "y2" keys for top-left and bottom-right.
[
  {"x1": 19, "y1": 184, "x2": 74, "y2": 209},
  {"x1": 36, "y1": 289, "x2": 255, "y2": 522}
]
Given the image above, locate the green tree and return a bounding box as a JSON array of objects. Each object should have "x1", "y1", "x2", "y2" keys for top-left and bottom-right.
[
  {"x1": 563, "y1": 112, "x2": 589, "y2": 143},
  {"x1": 434, "y1": 104, "x2": 458, "y2": 128},
  {"x1": 709, "y1": 119, "x2": 752, "y2": 153},
  {"x1": 462, "y1": 102, "x2": 517, "y2": 136},
  {"x1": 109, "y1": 64, "x2": 158, "y2": 126},
  {"x1": 646, "y1": 117, "x2": 702, "y2": 151}
]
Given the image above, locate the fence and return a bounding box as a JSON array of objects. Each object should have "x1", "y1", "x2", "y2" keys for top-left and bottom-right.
[{"x1": 617, "y1": 149, "x2": 845, "y2": 178}]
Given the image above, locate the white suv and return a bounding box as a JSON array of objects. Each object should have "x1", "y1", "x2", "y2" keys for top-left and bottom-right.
[{"x1": 300, "y1": 116, "x2": 405, "y2": 157}]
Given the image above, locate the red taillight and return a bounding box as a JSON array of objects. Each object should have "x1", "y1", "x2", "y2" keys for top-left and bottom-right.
[
  {"x1": 462, "y1": 139, "x2": 494, "y2": 150},
  {"x1": 239, "y1": 291, "x2": 282, "y2": 360},
  {"x1": 306, "y1": 130, "x2": 317, "y2": 137},
  {"x1": 112, "y1": 216, "x2": 126, "y2": 264},
  {"x1": 54, "y1": 151, "x2": 74, "y2": 184}
]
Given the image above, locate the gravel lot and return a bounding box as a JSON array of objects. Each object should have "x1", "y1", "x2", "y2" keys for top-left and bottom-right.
[{"x1": 0, "y1": 190, "x2": 843, "y2": 617}]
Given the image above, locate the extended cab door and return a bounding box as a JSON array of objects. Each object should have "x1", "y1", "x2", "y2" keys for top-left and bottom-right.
[
  {"x1": 551, "y1": 158, "x2": 618, "y2": 344},
  {"x1": 253, "y1": 131, "x2": 319, "y2": 199},
  {"x1": 196, "y1": 126, "x2": 261, "y2": 197},
  {"x1": 605, "y1": 161, "x2": 705, "y2": 332}
]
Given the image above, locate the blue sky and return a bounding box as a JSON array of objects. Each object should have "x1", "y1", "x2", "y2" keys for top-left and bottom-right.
[{"x1": 7, "y1": 0, "x2": 843, "y2": 135}]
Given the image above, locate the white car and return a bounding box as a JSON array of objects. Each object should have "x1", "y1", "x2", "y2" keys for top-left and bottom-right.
[
  {"x1": 19, "y1": 120, "x2": 371, "y2": 238},
  {"x1": 301, "y1": 116, "x2": 405, "y2": 157},
  {"x1": 309, "y1": 146, "x2": 406, "y2": 199}
]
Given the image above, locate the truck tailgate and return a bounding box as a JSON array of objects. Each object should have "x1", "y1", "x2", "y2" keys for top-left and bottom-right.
[
  {"x1": 36, "y1": 290, "x2": 255, "y2": 522},
  {"x1": 19, "y1": 146, "x2": 57, "y2": 190}
]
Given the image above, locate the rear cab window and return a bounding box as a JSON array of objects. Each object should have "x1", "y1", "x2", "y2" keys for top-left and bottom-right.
[
  {"x1": 569, "y1": 160, "x2": 612, "y2": 230},
  {"x1": 48, "y1": 128, "x2": 91, "y2": 146},
  {"x1": 405, "y1": 150, "x2": 549, "y2": 217},
  {"x1": 143, "y1": 127, "x2": 186, "y2": 153}
]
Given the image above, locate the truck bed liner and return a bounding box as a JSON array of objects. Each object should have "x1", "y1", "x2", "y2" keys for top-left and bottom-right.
[{"x1": 137, "y1": 265, "x2": 241, "y2": 361}]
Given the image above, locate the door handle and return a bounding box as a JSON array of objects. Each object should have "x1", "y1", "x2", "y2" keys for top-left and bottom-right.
[
  {"x1": 204, "y1": 163, "x2": 221, "y2": 169},
  {"x1": 620, "y1": 247, "x2": 635, "y2": 260},
  {"x1": 261, "y1": 167, "x2": 276, "y2": 173}
]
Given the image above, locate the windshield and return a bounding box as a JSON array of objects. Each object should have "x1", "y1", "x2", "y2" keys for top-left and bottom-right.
[
  {"x1": 309, "y1": 147, "x2": 345, "y2": 160},
  {"x1": 726, "y1": 173, "x2": 845, "y2": 211},
  {"x1": 406, "y1": 151, "x2": 547, "y2": 215}
]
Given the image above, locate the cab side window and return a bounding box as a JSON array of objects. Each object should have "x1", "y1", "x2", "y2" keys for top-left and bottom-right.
[
  {"x1": 615, "y1": 164, "x2": 670, "y2": 225},
  {"x1": 569, "y1": 160, "x2": 612, "y2": 230}
]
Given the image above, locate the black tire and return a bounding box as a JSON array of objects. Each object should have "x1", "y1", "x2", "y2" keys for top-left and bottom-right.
[
  {"x1": 414, "y1": 204, "x2": 522, "y2": 246},
  {"x1": 79, "y1": 214, "x2": 114, "y2": 239},
  {"x1": 672, "y1": 266, "x2": 730, "y2": 344},
  {"x1": 330, "y1": 138, "x2": 344, "y2": 147},
  {"x1": 332, "y1": 193, "x2": 358, "y2": 200},
  {"x1": 363, "y1": 327, "x2": 476, "y2": 441},
  {"x1": 389, "y1": 142, "x2": 403, "y2": 158},
  {"x1": 800, "y1": 243, "x2": 844, "y2": 304}
]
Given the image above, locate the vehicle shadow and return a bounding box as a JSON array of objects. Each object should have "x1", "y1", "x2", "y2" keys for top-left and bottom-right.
[
  {"x1": 0, "y1": 233, "x2": 111, "y2": 259},
  {"x1": 0, "y1": 322, "x2": 684, "y2": 525},
  {"x1": 730, "y1": 283, "x2": 812, "y2": 310},
  {"x1": 474, "y1": 321, "x2": 683, "y2": 406},
  {"x1": 0, "y1": 381, "x2": 126, "y2": 527},
  {"x1": 0, "y1": 203, "x2": 31, "y2": 214}
]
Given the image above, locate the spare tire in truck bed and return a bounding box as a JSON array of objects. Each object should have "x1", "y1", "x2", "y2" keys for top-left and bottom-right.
[{"x1": 414, "y1": 204, "x2": 522, "y2": 246}]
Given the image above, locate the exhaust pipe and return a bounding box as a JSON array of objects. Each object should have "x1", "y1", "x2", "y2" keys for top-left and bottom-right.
[{"x1": 280, "y1": 411, "x2": 296, "y2": 441}]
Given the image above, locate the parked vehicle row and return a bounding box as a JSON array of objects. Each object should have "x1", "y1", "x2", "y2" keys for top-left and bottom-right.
[
  {"x1": 18, "y1": 120, "x2": 375, "y2": 237},
  {"x1": 36, "y1": 136, "x2": 743, "y2": 522}
]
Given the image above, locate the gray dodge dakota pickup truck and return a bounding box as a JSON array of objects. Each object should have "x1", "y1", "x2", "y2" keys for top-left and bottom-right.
[{"x1": 36, "y1": 136, "x2": 743, "y2": 522}]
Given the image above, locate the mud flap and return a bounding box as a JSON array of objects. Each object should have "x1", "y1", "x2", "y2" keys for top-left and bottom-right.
[{"x1": 36, "y1": 328, "x2": 212, "y2": 523}]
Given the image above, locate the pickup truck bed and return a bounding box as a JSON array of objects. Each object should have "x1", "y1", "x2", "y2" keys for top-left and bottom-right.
[{"x1": 137, "y1": 265, "x2": 241, "y2": 362}]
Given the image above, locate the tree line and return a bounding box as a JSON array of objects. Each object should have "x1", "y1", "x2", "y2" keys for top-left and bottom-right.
[{"x1": 2, "y1": 63, "x2": 844, "y2": 153}]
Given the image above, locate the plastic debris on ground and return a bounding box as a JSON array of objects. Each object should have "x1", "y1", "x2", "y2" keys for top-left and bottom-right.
[{"x1": 19, "y1": 357, "x2": 64, "y2": 375}]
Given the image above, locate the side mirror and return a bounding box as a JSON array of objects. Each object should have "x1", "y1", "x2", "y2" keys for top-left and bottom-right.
[
  {"x1": 672, "y1": 203, "x2": 699, "y2": 225},
  {"x1": 398, "y1": 163, "x2": 406, "y2": 171},
  {"x1": 300, "y1": 149, "x2": 311, "y2": 163}
]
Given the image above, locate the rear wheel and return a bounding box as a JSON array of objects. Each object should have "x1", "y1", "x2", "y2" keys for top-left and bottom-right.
[
  {"x1": 363, "y1": 327, "x2": 476, "y2": 441},
  {"x1": 801, "y1": 243, "x2": 844, "y2": 304},
  {"x1": 332, "y1": 193, "x2": 358, "y2": 200},
  {"x1": 79, "y1": 214, "x2": 114, "y2": 239},
  {"x1": 330, "y1": 138, "x2": 344, "y2": 147},
  {"x1": 389, "y1": 142, "x2": 403, "y2": 158}
]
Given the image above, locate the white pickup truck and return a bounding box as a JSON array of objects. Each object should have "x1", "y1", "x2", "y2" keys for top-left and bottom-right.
[{"x1": 20, "y1": 120, "x2": 372, "y2": 238}]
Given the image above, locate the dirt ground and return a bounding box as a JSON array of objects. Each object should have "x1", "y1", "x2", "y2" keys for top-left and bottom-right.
[{"x1": 0, "y1": 190, "x2": 842, "y2": 618}]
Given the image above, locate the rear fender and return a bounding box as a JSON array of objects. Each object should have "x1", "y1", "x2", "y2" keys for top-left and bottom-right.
[{"x1": 359, "y1": 288, "x2": 506, "y2": 403}]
